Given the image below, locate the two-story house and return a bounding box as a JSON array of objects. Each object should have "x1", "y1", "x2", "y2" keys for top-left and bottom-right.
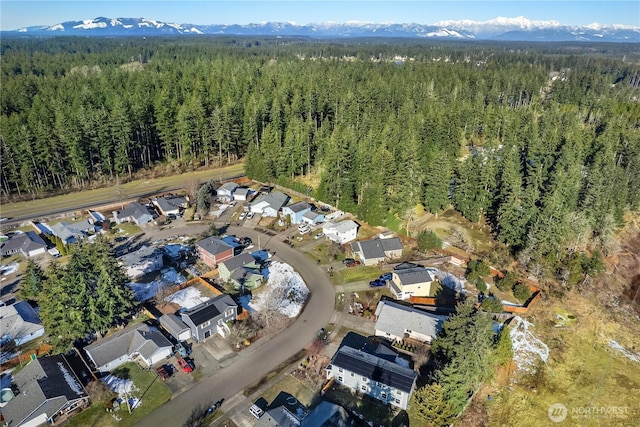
[
  {"x1": 180, "y1": 294, "x2": 238, "y2": 342},
  {"x1": 388, "y1": 263, "x2": 436, "y2": 300},
  {"x1": 216, "y1": 182, "x2": 239, "y2": 201},
  {"x1": 326, "y1": 333, "x2": 417, "y2": 410},
  {"x1": 323, "y1": 220, "x2": 359, "y2": 245},
  {"x1": 250, "y1": 191, "x2": 290, "y2": 217},
  {"x1": 195, "y1": 237, "x2": 235, "y2": 267},
  {"x1": 218, "y1": 252, "x2": 264, "y2": 291},
  {"x1": 281, "y1": 201, "x2": 311, "y2": 225}
]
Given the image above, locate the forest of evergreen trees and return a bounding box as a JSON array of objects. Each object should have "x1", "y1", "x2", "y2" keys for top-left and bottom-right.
[{"x1": 2, "y1": 37, "x2": 639, "y2": 275}]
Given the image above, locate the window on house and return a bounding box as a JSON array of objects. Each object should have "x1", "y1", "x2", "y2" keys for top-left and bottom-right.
[
  {"x1": 338, "y1": 368, "x2": 343, "y2": 373},
  {"x1": 338, "y1": 376, "x2": 343, "y2": 382},
  {"x1": 362, "y1": 377, "x2": 368, "y2": 382},
  {"x1": 350, "y1": 372, "x2": 355, "y2": 377},
  {"x1": 361, "y1": 385, "x2": 367, "y2": 392},
  {"x1": 381, "y1": 392, "x2": 387, "y2": 400},
  {"x1": 200, "y1": 321, "x2": 211, "y2": 329},
  {"x1": 395, "y1": 398, "x2": 401, "y2": 404}
]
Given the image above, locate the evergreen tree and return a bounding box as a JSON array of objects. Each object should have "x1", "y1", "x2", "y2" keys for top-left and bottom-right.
[{"x1": 410, "y1": 383, "x2": 456, "y2": 427}]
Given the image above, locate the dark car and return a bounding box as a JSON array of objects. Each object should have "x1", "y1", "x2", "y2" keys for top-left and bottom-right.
[
  {"x1": 369, "y1": 279, "x2": 386, "y2": 288},
  {"x1": 241, "y1": 237, "x2": 252, "y2": 246},
  {"x1": 156, "y1": 365, "x2": 170, "y2": 380},
  {"x1": 345, "y1": 260, "x2": 361, "y2": 267},
  {"x1": 342, "y1": 258, "x2": 356, "y2": 265},
  {"x1": 379, "y1": 273, "x2": 393, "y2": 281}
]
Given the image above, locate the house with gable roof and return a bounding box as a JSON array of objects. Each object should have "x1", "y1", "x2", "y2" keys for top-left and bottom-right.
[
  {"x1": 49, "y1": 220, "x2": 96, "y2": 245},
  {"x1": 83, "y1": 323, "x2": 173, "y2": 373},
  {"x1": 218, "y1": 252, "x2": 265, "y2": 290},
  {"x1": 0, "y1": 301, "x2": 45, "y2": 346},
  {"x1": 250, "y1": 191, "x2": 290, "y2": 217},
  {"x1": 374, "y1": 299, "x2": 446, "y2": 344},
  {"x1": 195, "y1": 236, "x2": 235, "y2": 267},
  {"x1": 180, "y1": 294, "x2": 238, "y2": 341},
  {"x1": 152, "y1": 195, "x2": 188, "y2": 217},
  {"x1": 113, "y1": 202, "x2": 154, "y2": 225},
  {"x1": 281, "y1": 201, "x2": 311, "y2": 225},
  {"x1": 323, "y1": 220, "x2": 359, "y2": 245},
  {"x1": 1, "y1": 355, "x2": 89, "y2": 427},
  {"x1": 300, "y1": 210, "x2": 325, "y2": 226},
  {"x1": 117, "y1": 245, "x2": 164, "y2": 279},
  {"x1": 216, "y1": 182, "x2": 239, "y2": 201},
  {"x1": 350, "y1": 237, "x2": 403, "y2": 266},
  {"x1": 388, "y1": 263, "x2": 436, "y2": 300},
  {"x1": 0, "y1": 232, "x2": 47, "y2": 258},
  {"x1": 325, "y1": 332, "x2": 417, "y2": 410}
]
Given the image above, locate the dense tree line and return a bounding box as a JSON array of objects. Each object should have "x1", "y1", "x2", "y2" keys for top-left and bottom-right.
[{"x1": 2, "y1": 37, "x2": 639, "y2": 274}]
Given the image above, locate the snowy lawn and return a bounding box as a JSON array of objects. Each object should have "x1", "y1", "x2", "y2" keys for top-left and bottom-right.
[
  {"x1": 249, "y1": 261, "x2": 309, "y2": 318},
  {"x1": 509, "y1": 316, "x2": 549, "y2": 377},
  {"x1": 70, "y1": 362, "x2": 170, "y2": 427},
  {"x1": 128, "y1": 267, "x2": 186, "y2": 301},
  {"x1": 426, "y1": 267, "x2": 466, "y2": 293},
  {"x1": 167, "y1": 286, "x2": 208, "y2": 310},
  {"x1": 163, "y1": 243, "x2": 189, "y2": 258}
]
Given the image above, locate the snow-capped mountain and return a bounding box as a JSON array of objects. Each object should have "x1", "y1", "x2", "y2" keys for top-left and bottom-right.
[{"x1": 7, "y1": 16, "x2": 639, "y2": 42}]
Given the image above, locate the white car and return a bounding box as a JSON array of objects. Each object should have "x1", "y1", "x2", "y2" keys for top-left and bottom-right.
[
  {"x1": 314, "y1": 232, "x2": 325, "y2": 240},
  {"x1": 247, "y1": 212, "x2": 254, "y2": 219},
  {"x1": 238, "y1": 212, "x2": 247, "y2": 221},
  {"x1": 298, "y1": 225, "x2": 311, "y2": 234}
]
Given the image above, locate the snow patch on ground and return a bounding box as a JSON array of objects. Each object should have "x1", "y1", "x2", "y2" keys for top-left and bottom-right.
[
  {"x1": 426, "y1": 267, "x2": 466, "y2": 292},
  {"x1": 163, "y1": 244, "x2": 189, "y2": 258},
  {"x1": 609, "y1": 340, "x2": 640, "y2": 363},
  {"x1": 128, "y1": 268, "x2": 186, "y2": 301},
  {"x1": 102, "y1": 374, "x2": 141, "y2": 409},
  {"x1": 0, "y1": 262, "x2": 19, "y2": 276},
  {"x1": 510, "y1": 316, "x2": 549, "y2": 376},
  {"x1": 249, "y1": 261, "x2": 309, "y2": 318},
  {"x1": 167, "y1": 286, "x2": 208, "y2": 310}
]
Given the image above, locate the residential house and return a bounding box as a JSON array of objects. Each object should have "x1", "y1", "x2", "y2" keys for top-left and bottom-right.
[
  {"x1": 250, "y1": 191, "x2": 290, "y2": 217},
  {"x1": 255, "y1": 391, "x2": 308, "y2": 427},
  {"x1": 50, "y1": 220, "x2": 95, "y2": 245},
  {"x1": 216, "y1": 182, "x2": 239, "y2": 201},
  {"x1": 325, "y1": 333, "x2": 417, "y2": 410},
  {"x1": 84, "y1": 323, "x2": 173, "y2": 373},
  {"x1": 113, "y1": 202, "x2": 154, "y2": 225},
  {"x1": 301, "y1": 210, "x2": 324, "y2": 226},
  {"x1": 118, "y1": 245, "x2": 164, "y2": 279},
  {"x1": 388, "y1": 263, "x2": 436, "y2": 300},
  {"x1": 301, "y1": 401, "x2": 356, "y2": 427},
  {"x1": 233, "y1": 187, "x2": 253, "y2": 201},
  {"x1": 218, "y1": 252, "x2": 264, "y2": 290},
  {"x1": 0, "y1": 232, "x2": 47, "y2": 258},
  {"x1": 1, "y1": 355, "x2": 89, "y2": 427},
  {"x1": 195, "y1": 237, "x2": 235, "y2": 267},
  {"x1": 323, "y1": 220, "x2": 359, "y2": 245},
  {"x1": 87, "y1": 210, "x2": 106, "y2": 225},
  {"x1": 281, "y1": 201, "x2": 311, "y2": 225},
  {"x1": 159, "y1": 313, "x2": 191, "y2": 341},
  {"x1": 180, "y1": 294, "x2": 237, "y2": 342},
  {"x1": 152, "y1": 195, "x2": 188, "y2": 217},
  {"x1": 350, "y1": 237, "x2": 403, "y2": 266},
  {"x1": 0, "y1": 301, "x2": 45, "y2": 346},
  {"x1": 374, "y1": 300, "x2": 446, "y2": 344}
]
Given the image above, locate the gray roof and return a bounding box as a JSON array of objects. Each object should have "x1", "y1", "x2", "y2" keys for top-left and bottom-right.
[
  {"x1": 159, "y1": 314, "x2": 190, "y2": 337},
  {"x1": 251, "y1": 191, "x2": 290, "y2": 211},
  {"x1": 118, "y1": 245, "x2": 162, "y2": 267},
  {"x1": 0, "y1": 231, "x2": 46, "y2": 255},
  {"x1": 50, "y1": 220, "x2": 93, "y2": 242},
  {"x1": 351, "y1": 237, "x2": 403, "y2": 260},
  {"x1": 285, "y1": 201, "x2": 310, "y2": 213},
  {"x1": 154, "y1": 196, "x2": 187, "y2": 213},
  {"x1": 0, "y1": 301, "x2": 43, "y2": 341},
  {"x1": 218, "y1": 182, "x2": 239, "y2": 193},
  {"x1": 302, "y1": 211, "x2": 323, "y2": 221},
  {"x1": 326, "y1": 220, "x2": 358, "y2": 234},
  {"x1": 301, "y1": 401, "x2": 356, "y2": 427},
  {"x1": 118, "y1": 202, "x2": 152, "y2": 221},
  {"x1": 234, "y1": 187, "x2": 250, "y2": 196},
  {"x1": 220, "y1": 252, "x2": 257, "y2": 273},
  {"x1": 196, "y1": 237, "x2": 234, "y2": 256},
  {"x1": 394, "y1": 266, "x2": 434, "y2": 285},
  {"x1": 84, "y1": 323, "x2": 171, "y2": 369},
  {"x1": 182, "y1": 294, "x2": 237, "y2": 327},
  {"x1": 374, "y1": 300, "x2": 445, "y2": 340},
  {"x1": 2, "y1": 355, "x2": 86, "y2": 427}
]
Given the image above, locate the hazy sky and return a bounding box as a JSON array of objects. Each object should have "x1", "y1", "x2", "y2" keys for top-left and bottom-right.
[{"x1": 2, "y1": 1, "x2": 639, "y2": 30}]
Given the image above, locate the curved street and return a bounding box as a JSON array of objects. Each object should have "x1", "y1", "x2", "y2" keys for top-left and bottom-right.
[{"x1": 134, "y1": 226, "x2": 336, "y2": 427}]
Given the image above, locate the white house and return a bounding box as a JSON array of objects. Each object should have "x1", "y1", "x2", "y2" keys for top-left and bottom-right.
[
  {"x1": 250, "y1": 191, "x2": 290, "y2": 217},
  {"x1": 118, "y1": 245, "x2": 164, "y2": 279},
  {"x1": 323, "y1": 220, "x2": 359, "y2": 245},
  {"x1": 217, "y1": 182, "x2": 239, "y2": 201},
  {"x1": 233, "y1": 187, "x2": 253, "y2": 201},
  {"x1": 325, "y1": 333, "x2": 417, "y2": 410},
  {"x1": 301, "y1": 210, "x2": 325, "y2": 226},
  {"x1": 374, "y1": 300, "x2": 446, "y2": 344},
  {"x1": 84, "y1": 323, "x2": 173, "y2": 373}
]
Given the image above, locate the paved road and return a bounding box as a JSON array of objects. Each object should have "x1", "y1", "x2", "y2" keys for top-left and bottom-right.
[{"x1": 135, "y1": 226, "x2": 336, "y2": 427}]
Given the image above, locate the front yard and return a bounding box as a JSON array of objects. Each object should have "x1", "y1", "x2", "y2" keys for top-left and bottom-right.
[{"x1": 68, "y1": 363, "x2": 171, "y2": 427}]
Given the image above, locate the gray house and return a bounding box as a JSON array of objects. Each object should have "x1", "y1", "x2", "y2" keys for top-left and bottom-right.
[
  {"x1": 326, "y1": 333, "x2": 417, "y2": 410},
  {"x1": 0, "y1": 231, "x2": 47, "y2": 258},
  {"x1": 180, "y1": 294, "x2": 238, "y2": 342},
  {"x1": 218, "y1": 252, "x2": 264, "y2": 291},
  {"x1": 374, "y1": 300, "x2": 446, "y2": 344},
  {"x1": 250, "y1": 191, "x2": 290, "y2": 217},
  {"x1": 152, "y1": 196, "x2": 188, "y2": 216},
  {"x1": 351, "y1": 237, "x2": 403, "y2": 266},
  {"x1": 1, "y1": 355, "x2": 89, "y2": 427},
  {"x1": 49, "y1": 220, "x2": 95, "y2": 245},
  {"x1": 84, "y1": 323, "x2": 173, "y2": 373},
  {"x1": 114, "y1": 202, "x2": 154, "y2": 225},
  {"x1": 118, "y1": 245, "x2": 164, "y2": 279},
  {"x1": 0, "y1": 301, "x2": 45, "y2": 346}
]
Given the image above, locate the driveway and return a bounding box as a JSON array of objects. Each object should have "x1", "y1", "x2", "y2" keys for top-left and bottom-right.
[{"x1": 134, "y1": 226, "x2": 336, "y2": 427}]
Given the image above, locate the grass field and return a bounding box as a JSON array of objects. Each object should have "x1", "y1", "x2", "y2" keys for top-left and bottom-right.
[
  {"x1": 1, "y1": 163, "x2": 244, "y2": 219},
  {"x1": 68, "y1": 363, "x2": 171, "y2": 427},
  {"x1": 258, "y1": 374, "x2": 319, "y2": 408},
  {"x1": 340, "y1": 265, "x2": 385, "y2": 283}
]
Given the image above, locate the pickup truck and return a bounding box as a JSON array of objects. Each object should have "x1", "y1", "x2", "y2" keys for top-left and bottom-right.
[{"x1": 156, "y1": 365, "x2": 170, "y2": 380}]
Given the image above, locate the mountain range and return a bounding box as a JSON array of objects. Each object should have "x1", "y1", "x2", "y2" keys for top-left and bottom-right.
[{"x1": 6, "y1": 16, "x2": 640, "y2": 42}]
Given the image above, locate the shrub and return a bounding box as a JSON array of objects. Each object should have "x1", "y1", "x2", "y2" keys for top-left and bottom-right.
[
  {"x1": 475, "y1": 278, "x2": 487, "y2": 293},
  {"x1": 417, "y1": 230, "x2": 443, "y2": 252},
  {"x1": 496, "y1": 271, "x2": 516, "y2": 292},
  {"x1": 481, "y1": 296, "x2": 504, "y2": 313},
  {"x1": 513, "y1": 282, "x2": 532, "y2": 304}
]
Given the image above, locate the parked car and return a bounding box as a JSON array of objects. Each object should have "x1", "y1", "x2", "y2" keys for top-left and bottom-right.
[
  {"x1": 247, "y1": 212, "x2": 254, "y2": 219},
  {"x1": 298, "y1": 225, "x2": 311, "y2": 235},
  {"x1": 156, "y1": 365, "x2": 170, "y2": 381},
  {"x1": 167, "y1": 213, "x2": 177, "y2": 221},
  {"x1": 342, "y1": 258, "x2": 356, "y2": 265},
  {"x1": 238, "y1": 212, "x2": 247, "y2": 221},
  {"x1": 345, "y1": 260, "x2": 361, "y2": 267},
  {"x1": 175, "y1": 341, "x2": 191, "y2": 357},
  {"x1": 313, "y1": 232, "x2": 325, "y2": 240},
  {"x1": 241, "y1": 237, "x2": 252, "y2": 246},
  {"x1": 369, "y1": 279, "x2": 386, "y2": 288},
  {"x1": 379, "y1": 272, "x2": 393, "y2": 281},
  {"x1": 177, "y1": 357, "x2": 194, "y2": 373}
]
